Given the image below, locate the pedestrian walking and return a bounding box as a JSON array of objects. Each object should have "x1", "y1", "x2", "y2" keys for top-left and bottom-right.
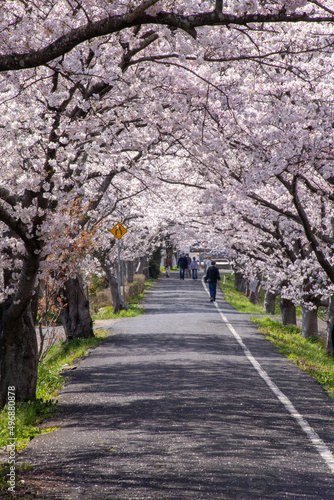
[
  {"x1": 190, "y1": 257, "x2": 199, "y2": 280},
  {"x1": 164, "y1": 255, "x2": 172, "y2": 277},
  {"x1": 178, "y1": 253, "x2": 188, "y2": 280},
  {"x1": 204, "y1": 261, "x2": 220, "y2": 302},
  {"x1": 186, "y1": 253, "x2": 192, "y2": 278}
]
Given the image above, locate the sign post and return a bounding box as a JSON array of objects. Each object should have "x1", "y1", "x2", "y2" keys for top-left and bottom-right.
[{"x1": 110, "y1": 222, "x2": 128, "y2": 310}]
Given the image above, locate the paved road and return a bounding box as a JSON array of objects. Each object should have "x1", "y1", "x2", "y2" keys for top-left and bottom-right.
[{"x1": 19, "y1": 273, "x2": 334, "y2": 499}]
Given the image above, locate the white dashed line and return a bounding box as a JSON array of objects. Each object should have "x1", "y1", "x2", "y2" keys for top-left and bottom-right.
[{"x1": 202, "y1": 279, "x2": 334, "y2": 473}]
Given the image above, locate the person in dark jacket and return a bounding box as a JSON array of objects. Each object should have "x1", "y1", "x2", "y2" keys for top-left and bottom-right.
[
  {"x1": 178, "y1": 253, "x2": 188, "y2": 280},
  {"x1": 205, "y1": 261, "x2": 220, "y2": 302}
]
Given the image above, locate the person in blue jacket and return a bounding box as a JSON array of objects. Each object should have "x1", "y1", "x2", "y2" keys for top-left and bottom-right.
[{"x1": 190, "y1": 257, "x2": 199, "y2": 280}]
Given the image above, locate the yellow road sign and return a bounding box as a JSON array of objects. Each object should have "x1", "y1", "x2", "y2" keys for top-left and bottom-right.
[{"x1": 110, "y1": 222, "x2": 127, "y2": 240}]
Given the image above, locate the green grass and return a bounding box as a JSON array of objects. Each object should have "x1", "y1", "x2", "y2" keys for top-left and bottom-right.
[
  {"x1": 0, "y1": 333, "x2": 108, "y2": 453},
  {"x1": 36, "y1": 335, "x2": 108, "y2": 401},
  {"x1": 220, "y1": 274, "x2": 302, "y2": 317},
  {"x1": 220, "y1": 274, "x2": 334, "y2": 398},
  {"x1": 92, "y1": 278, "x2": 157, "y2": 321},
  {"x1": 251, "y1": 316, "x2": 334, "y2": 398},
  {"x1": 220, "y1": 274, "x2": 267, "y2": 315},
  {"x1": 93, "y1": 303, "x2": 143, "y2": 320}
]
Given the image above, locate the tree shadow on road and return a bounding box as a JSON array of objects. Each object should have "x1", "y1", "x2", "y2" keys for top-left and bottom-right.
[
  {"x1": 18, "y1": 274, "x2": 334, "y2": 499},
  {"x1": 19, "y1": 329, "x2": 334, "y2": 499}
]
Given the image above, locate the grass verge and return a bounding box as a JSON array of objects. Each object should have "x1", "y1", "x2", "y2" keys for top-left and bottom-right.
[
  {"x1": 0, "y1": 278, "x2": 157, "y2": 458},
  {"x1": 92, "y1": 277, "x2": 157, "y2": 320},
  {"x1": 220, "y1": 274, "x2": 265, "y2": 315},
  {"x1": 220, "y1": 274, "x2": 334, "y2": 398},
  {"x1": 251, "y1": 317, "x2": 334, "y2": 398},
  {"x1": 0, "y1": 333, "x2": 108, "y2": 454},
  {"x1": 0, "y1": 279, "x2": 157, "y2": 496}
]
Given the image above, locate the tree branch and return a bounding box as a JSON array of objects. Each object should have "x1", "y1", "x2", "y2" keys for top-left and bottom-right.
[
  {"x1": 291, "y1": 175, "x2": 334, "y2": 285},
  {"x1": 0, "y1": 10, "x2": 331, "y2": 72}
]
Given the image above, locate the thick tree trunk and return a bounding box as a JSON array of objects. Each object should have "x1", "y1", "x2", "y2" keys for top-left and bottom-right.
[
  {"x1": 0, "y1": 301, "x2": 38, "y2": 407},
  {"x1": 0, "y1": 247, "x2": 41, "y2": 407},
  {"x1": 301, "y1": 304, "x2": 318, "y2": 338},
  {"x1": 60, "y1": 275, "x2": 94, "y2": 339},
  {"x1": 280, "y1": 298, "x2": 296, "y2": 326},
  {"x1": 326, "y1": 296, "x2": 334, "y2": 356},
  {"x1": 264, "y1": 291, "x2": 276, "y2": 314}
]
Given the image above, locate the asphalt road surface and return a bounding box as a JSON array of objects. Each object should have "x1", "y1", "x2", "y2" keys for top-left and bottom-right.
[{"x1": 19, "y1": 272, "x2": 334, "y2": 499}]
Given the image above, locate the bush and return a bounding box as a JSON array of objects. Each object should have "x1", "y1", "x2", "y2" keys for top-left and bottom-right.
[
  {"x1": 92, "y1": 274, "x2": 149, "y2": 320},
  {"x1": 90, "y1": 274, "x2": 146, "y2": 312},
  {"x1": 149, "y1": 248, "x2": 161, "y2": 279},
  {"x1": 93, "y1": 289, "x2": 112, "y2": 311}
]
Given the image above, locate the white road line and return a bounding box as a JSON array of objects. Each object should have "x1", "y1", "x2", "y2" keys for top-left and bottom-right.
[{"x1": 202, "y1": 279, "x2": 334, "y2": 473}]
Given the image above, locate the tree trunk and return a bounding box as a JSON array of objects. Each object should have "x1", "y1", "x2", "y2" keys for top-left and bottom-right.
[
  {"x1": 234, "y1": 271, "x2": 242, "y2": 290},
  {"x1": 103, "y1": 267, "x2": 121, "y2": 314},
  {"x1": 234, "y1": 271, "x2": 246, "y2": 292},
  {"x1": 60, "y1": 275, "x2": 94, "y2": 339},
  {"x1": 95, "y1": 250, "x2": 123, "y2": 314},
  {"x1": 301, "y1": 304, "x2": 318, "y2": 338},
  {"x1": 280, "y1": 298, "x2": 296, "y2": 325},
  {"x1": 136, "y1": 255, "x2": 149, "y2": 278},
  {"x1": 264, "y1": 291, "x2": 276, "y2": 314},
  {"x1": 326, "y1": 296, "x2": 334, "y2": 356},
  {"x1": 0, "y1": 247, "x2": 41, "y2": 408},
  {"x1": 0, "y1": 301, "x2": 38, "y2": 407},
  {"x1": 126, "y1": 261, "x2": 134, "y2": 284}
]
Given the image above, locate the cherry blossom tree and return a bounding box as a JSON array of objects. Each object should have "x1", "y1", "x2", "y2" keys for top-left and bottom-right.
[
  {"x1": 174, "y1": 28, "x2": 334, "y2": 341},
  {"x1": 1, "y1": 1, "x2": 334, "y2": 72},
  {"x1": 2, "y1": 0, "x2": 334, "y2": 407},
  {"x1": 0, "y1": 23, "x2": 165, "y2": 404}
]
